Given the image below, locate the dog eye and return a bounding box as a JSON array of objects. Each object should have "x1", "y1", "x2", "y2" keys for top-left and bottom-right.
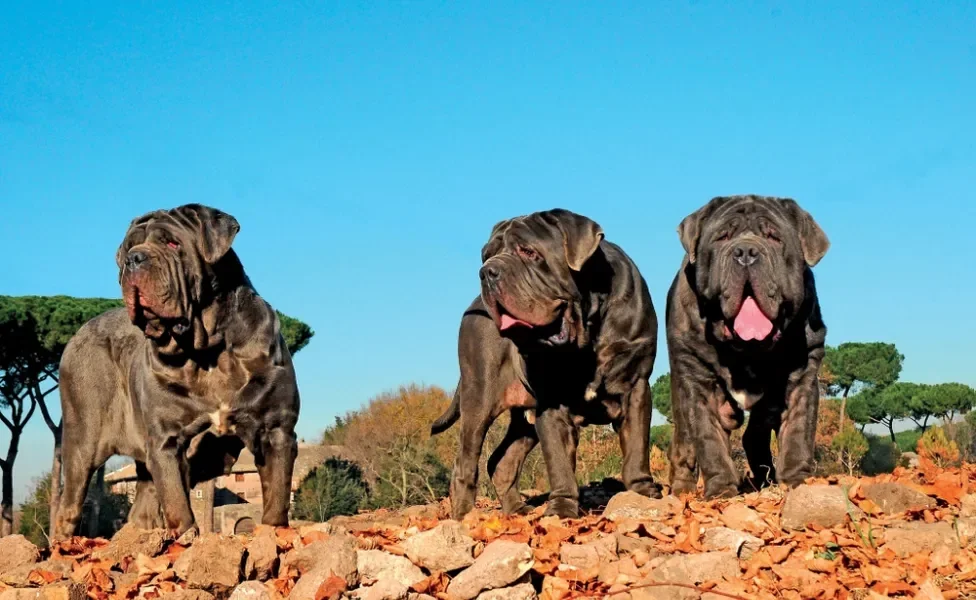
[
  {"x1": 167, "y1": 241, "x2": 180, "y2": 250},
  {"x1": 765, "y1": 230, "x2": 780, "y2": 242},
  {"x1": 516, "y1": 246, "x2": 538, "y2": 260},
  {"x1": 715, "y1": 232, "x2": 731, "y2": 242}
]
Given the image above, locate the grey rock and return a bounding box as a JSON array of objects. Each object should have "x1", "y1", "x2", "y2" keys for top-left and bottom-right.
[
  {"x1": 603, "y1": 492, "x2": 681, "y2": 522},
  {"x1": 862, "y1": 482, "x2": 936, "y2": 514},
  {"x1": 0, "y1": 535, "x2": 41, "y2": 575},
  {"x1": 718, "y1": 504, "x2": 767, "y2": 532},
  {"x1": 961, "y1": 493, "x2": 976, "y2": 518},
  {"x1": 649, "y1": 551, "x2": 739, "y2": 586},
  {"x1": 559, "y1": 535, "x2": 618, "y2": 569},
  {"x1": 882, "y1": 522, "x2": 960, "y2": 557},
  {"x1": 780, "y1": 485, "x2": 862, "y2": 530},
  {"x1": 702, "y1": 527, "x2": 764, "y2": 559},
  {"x1": 173, "y1": 533, "x2": 245, "y2": 590},
  {"x1": 92, "y1": 525, "x2": 167, "y2": 565},
  {"x1": 447, "y1": 541, "x2": 534, "y2": 600},
  {"x1": 402, "y1": 521, "x2": 476, "y2": 572},
  {"x1": 357, "y1": 579, "x2": 409, "y2": 600},
  {"x1": 475, "y1": 583, "x2": 538, "y2": 600},
  {"x1": 357, "y1": 550, "x2": 426, "y2": 588},
  {"x1": 228, "y1": 581, "x2": 272, "y2": 600},
  {"x1": 245, "y1": 527, "x2": 279, "y2": 581},
  {"x1": 0, "y1": 583, "x2": 86, "y2": 600}
]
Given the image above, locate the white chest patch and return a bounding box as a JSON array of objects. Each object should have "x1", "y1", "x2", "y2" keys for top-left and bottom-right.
[
  {"x1": 210, "y1": 405, "x2": 235, "y2": 435},
  {"x1": 729, "y1": 388, "x2": 763, "y2": 411}
]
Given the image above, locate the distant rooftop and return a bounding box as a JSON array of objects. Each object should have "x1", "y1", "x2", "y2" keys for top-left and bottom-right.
[{"x1": 105, "y1": 444, "x2": 346, "y2": 491}]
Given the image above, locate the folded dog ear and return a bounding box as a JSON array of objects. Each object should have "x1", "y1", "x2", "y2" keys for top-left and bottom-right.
[
  {"x1": 678, "y1": 197, "x2": 732, "y2": 264},
  {"x1": 677, "y1": 210, "x2": 704, "y2": 264},
  {"x1": 549, "y1": 209, "x2": 605, "y2": 271},
  {"x1": 781, "y1": 199, "x2": 829, "y2": 266},
  {"x1": 179, "y1": 204, "x2": 241, "y2": 264},
  {"x1": 115, "y1": 213, "x2": 155, "y2": 271},
  {"x1": 481, "y1": 219, "x2": 509, "y2": 263}
]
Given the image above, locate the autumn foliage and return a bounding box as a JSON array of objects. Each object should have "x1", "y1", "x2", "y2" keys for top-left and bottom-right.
[{"x1": 17, "y1": 461, "x2": 976, "y2": 600}]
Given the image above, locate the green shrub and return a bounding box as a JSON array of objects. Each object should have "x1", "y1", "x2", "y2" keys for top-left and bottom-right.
[
  {"x1": 944, "y1": 419, "x2": 975, "y2": 462},
  {"x1": 831, "y1": 427, "x2": 869, "y2": 475},
  {"x1": 917, "y1": 426, "x2": 961, "y2": 468},
  {"x1": 649, "y1": 424, "x2": 673, "y2": 455},
  {"x1": 292, "y1": 458, "x2": 369, "y2": 522},
  {"x1": 893, "y1": 429, "x2": 923, "y2": 453},
  {"x1": 861, "y1": 436, "x2": 902, "y2": 475},
  {"x1": 368, "y1": 451, "x2": 451, "y2": 510}
]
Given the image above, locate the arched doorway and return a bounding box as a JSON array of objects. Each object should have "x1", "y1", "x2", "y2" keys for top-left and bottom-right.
[{"x1": 234, "y1": 517, "x2": 256, "y2": 535}]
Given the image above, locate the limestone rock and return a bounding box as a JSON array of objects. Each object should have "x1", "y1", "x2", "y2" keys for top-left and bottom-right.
[
  {"x1": 780, "y1": 485, "x2": 862, "y2": 530},
  {"x1": 0, "y1": 536, "x2": 41, "y2": 575},
  {"x1": 401, "y1": 521, "x2": 476, "y2": 572},
  {"x1": 447, "y1": 541, "x2": 534, "y2": 600}
]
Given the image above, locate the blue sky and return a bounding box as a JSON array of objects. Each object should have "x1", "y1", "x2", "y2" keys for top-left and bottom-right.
[{"x1": 2, "y1": 2, "x2": 974, "y2": 502}]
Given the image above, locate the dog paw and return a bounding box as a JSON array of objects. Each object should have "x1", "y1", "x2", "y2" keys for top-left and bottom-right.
[
  {"x1": 175, "y1": 525, "x2": 199, "y2": 545},
  {"x1": 503, "y1": 502, "x2": 535, "y2": 516},
  {"x1": 584, "y1": 385, "x2": 598, "y2": 401},
  {"x1": 670, "y1": 479, "x2": 698, "y2": 497},
  {"x1": 628, "y1": 481, "x2": 663, "y2": 499},
  {"x1": 703, "y1": 484, "x2": 739, "y2": 500},
  {"x1": 544, "y1": 497, "x2": 581, "y2": 519},
  {"x1": 450, "y1": 499, "x2": 476, "y2": 521}
]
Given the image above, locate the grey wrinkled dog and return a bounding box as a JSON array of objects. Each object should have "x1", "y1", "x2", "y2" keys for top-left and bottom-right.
[
  {"x1": 432, "y1": 209, "x2": 658, "y2": 519},
  {"x1": 666, "y1": 195, "x2": 829, "y2": 498},
  {"x1": 55, "y1": 204, "x2": 300, "y2": 538}
]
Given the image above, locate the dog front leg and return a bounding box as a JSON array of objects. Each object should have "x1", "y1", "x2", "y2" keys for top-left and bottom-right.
[
  {"x1": 617, "y1": 379, "x2": 660, "y2": 498},
  {"x1": 536, "y1": 405, "x2": 581, "y2": 519},
  {"x1": 146, "y1": 435, "x2": 195, "y2": 536},
  {"x1": 669, "y1": 352, "x2": 738, "y2": 498},
  {"x1": 777, "y1": 358, "x2": 821, "y2": 487},
  {"x1": 257, "y1": 426, "x2": 298, "y2": 526}
]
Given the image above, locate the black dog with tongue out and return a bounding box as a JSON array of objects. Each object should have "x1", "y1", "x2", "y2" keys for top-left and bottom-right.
[
  {"x1": 431, "y1": 209, "x2": 660, "y2": 520},
  {"x1": 666, "y1": 195, "x2": 830, "y2": 498}
]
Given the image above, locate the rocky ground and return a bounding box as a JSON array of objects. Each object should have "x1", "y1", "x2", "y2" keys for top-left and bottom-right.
[{"x1": 3, "y1": 464, "x2": 976, "y2": 600}]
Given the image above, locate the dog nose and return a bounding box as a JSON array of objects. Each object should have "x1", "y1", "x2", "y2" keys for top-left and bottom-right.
[
  {"x1": 733, "y1": 245, "x2": 759, "y2": 267},
  {"x1": 126, "y1": 250, "x2": 149, "y2": 270},
  {"x1": 480, "y1": 265, "x2": 500, "y2": 283}
]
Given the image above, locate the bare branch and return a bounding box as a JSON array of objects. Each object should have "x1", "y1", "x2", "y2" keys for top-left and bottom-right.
[{"x1": 21, "y1": 397, "x2": 38, "y2": 428}]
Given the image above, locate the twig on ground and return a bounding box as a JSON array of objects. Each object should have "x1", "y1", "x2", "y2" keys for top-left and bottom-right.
[{"x1": 569, "y1": 581, "x2": 753, "y2": 600}]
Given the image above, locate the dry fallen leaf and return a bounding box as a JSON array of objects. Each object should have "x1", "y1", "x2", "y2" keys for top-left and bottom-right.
[{"x1": 314, "y1": 574, "x2": 348, "y2": 600}]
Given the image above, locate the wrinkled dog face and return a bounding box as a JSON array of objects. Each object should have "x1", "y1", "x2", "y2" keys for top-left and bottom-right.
[
  {"x1": 479, "y1": 209, "x2": 604, "y2": 348},
  {"x1": 116, "y1": 204, "x2": 239, "y2": 340},
  {"x1": 678, "y1": 196, "x2": 828, "y2": 346}
]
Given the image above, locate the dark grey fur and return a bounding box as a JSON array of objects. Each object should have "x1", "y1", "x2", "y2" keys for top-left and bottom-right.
[
  {"x1": 432, "y1": 209, "x2": 659, "y2": 519},
  {"x1": 666, "y1": 195, "x2": 829, "y2": 498},
  {"x1": 54, "y1": 204, "x2": 299, "y2": 538}
]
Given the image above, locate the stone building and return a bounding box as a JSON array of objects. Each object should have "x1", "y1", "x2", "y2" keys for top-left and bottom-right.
[{"x1": 105, "y1": 443, "x2": 344, "y2": 534}]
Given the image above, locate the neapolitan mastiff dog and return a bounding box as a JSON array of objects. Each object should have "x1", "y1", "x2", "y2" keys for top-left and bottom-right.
[
  {"x1": 666, "y1": 195, "x2": 829, "y2": 498},
  {"x1": 432, "y1": 209, "x2": 658, "y2": 519},
  {"x1": 55, "y1": 204, "x2": 300, "y2": 538}
]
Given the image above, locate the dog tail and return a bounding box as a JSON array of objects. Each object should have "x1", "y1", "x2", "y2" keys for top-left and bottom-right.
[{"x1": 431, "y1": 385, "x2": 461, "y2": 435}]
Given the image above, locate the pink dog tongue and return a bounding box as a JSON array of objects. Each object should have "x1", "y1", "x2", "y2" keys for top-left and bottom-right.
[
  {"x1": 500, "y1": 313, "x2": 533, "y2": 331},
  {"x1": 733, "y1": 297, "x2": 774, "y2": 341}
]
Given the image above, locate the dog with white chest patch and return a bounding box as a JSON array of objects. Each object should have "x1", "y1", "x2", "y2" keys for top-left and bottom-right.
[
  {"x1": 54, "y1": 204, "x2": 300, "y2": 538},
  {"x1": 666, "y1": 195, "x2": 829, "y2": 498}
]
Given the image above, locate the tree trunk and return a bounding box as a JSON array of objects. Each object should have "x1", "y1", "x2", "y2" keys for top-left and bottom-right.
[
  {"x1": 839, "y1": 386, "x2": 851, "y2": 431},
  {"x1": 888, "y1": 422, "x2": 897, "y2": 444},
  {"x1": 48, "y1": 425, "x2": 62, "y2": 540},
  {"x1": 1, "y1": 433, "x2": 19, "y2": 537}
]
